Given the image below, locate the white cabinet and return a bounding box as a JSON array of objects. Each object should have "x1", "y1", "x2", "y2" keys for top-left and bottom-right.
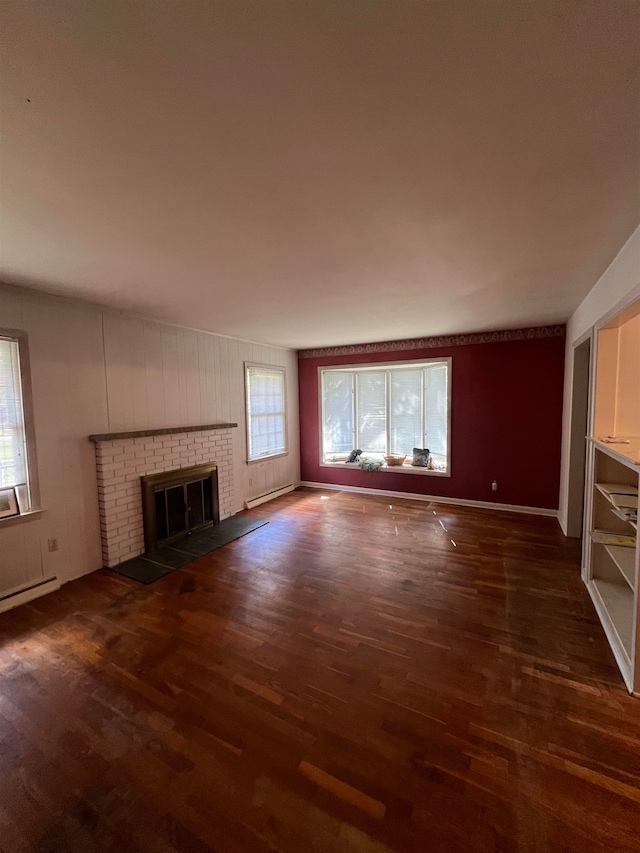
[
  {"x1": 583, "y1": 296, "x2": 640, "y2": 694},
  {"x1": 584, "y1": 440, "x2": 639, "y2": 692}
]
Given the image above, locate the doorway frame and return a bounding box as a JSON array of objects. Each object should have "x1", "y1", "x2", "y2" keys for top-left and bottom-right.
[{"x1": 565, "y1": 328, "x2": 594, "y2": 543}]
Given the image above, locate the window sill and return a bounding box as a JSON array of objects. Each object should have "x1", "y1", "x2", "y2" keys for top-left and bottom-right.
[
  {"x1": 320, "y1": 462, "x2": 450, "y2": 478},
  {"x1": 0, "y1": 508, "x2": 46, "y2": 528},
  {"x1": 247, "y1": 451, "x2": 289, "y2": 465}
]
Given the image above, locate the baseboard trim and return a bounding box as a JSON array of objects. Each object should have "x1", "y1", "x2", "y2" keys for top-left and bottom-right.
[
  {"x1": 245, "y1": 484, "x2": 295, "y2": 510},
  {"x1": 299, "y1": 481, "x2": 558, "y2": 517},
  {"x1": 0, "y1": 576, "x2": 60, "y2": 614}
]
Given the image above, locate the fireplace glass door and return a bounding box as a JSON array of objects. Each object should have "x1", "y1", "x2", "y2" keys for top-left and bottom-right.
[
  {"x1": 142, "y1": 463, "x2": 219, "y2": 552},
  {"x1": 153, "y1": 475, "x2": 214, "y2": 543}
]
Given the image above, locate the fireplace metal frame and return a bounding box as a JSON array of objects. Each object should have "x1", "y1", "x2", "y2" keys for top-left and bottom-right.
[{"x1": 141, "y1": 463, "x2": 219, "y2": 553}]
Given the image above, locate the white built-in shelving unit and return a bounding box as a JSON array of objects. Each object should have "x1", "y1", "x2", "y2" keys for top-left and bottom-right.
[{"x1": 583, "y1": 297, "x2": 640, "y2": 694}]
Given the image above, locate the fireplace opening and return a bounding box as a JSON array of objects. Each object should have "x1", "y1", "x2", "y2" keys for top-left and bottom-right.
[{"x1": 142, "y1": 463, "x2": 219, "y2": 552}]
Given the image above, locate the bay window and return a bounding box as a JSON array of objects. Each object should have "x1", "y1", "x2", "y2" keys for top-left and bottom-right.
[{"x1": 321, "y1": 359, "x2": 450, "y2": 473}]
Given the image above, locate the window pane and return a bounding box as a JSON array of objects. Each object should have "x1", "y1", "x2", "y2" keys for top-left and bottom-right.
[
  {"x1": 322, "y1": 371, "x2": 354, "y2": 455},
  {"x1": 246, "y1": 365, "x2": 286, "y2": 459},
  {"x1": 424, "y1": 363, "x2": 448, "y2": 461},
  {"x1": 389, "y1": 369, "x2": 422, "y2": 455},
  {"x1": 250, "y1": 414, "x2": 285, "y2": 457},
  {"x1": 356, "y1": 372, "x2": 386, "y2": 454},
  {"x1": 0, "y1": 339, "x2": 27, "y2": 488}
]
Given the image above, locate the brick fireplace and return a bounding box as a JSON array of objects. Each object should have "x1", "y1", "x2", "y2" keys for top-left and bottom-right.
[{"x1": 89, "y1": 423, "x2": 237, "y2": 568}]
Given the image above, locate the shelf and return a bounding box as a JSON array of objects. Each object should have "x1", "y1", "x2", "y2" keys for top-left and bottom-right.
[
  {"x1": 603, "y1": 545, "x2": 637, "y2": 590},
  {"x1": 591, "y1": 578, "x2": 634, "y2": 658},
  {"x1": 591, "y1": 437, "x2": 640, "y2": 469},
  {"x1": 611, "y1": 493, "x2": 639, "y2": 523},
  {"x1": 595, "y1": 482, "x2": 639, "y2": 499},
  {"x1": 590, "y1": 530, "x2": 636, "y2": 548},
  {"x1": 611, "y1": 508, "x2": 638, "y2": 529},
  {"x1": 595, "y1": 483, "x2": 638, "y2": 527},
  {"x1": 610, "y1": 493, "x2": 640, "y2": 509}
]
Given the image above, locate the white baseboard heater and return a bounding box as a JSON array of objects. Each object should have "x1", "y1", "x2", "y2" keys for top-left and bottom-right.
[
  {"x1": 0, "y1": 576, "x2": 60, "y2": 614},
  {"x1": 244, "y1": 484, "x2": 295, "y2": 510}
]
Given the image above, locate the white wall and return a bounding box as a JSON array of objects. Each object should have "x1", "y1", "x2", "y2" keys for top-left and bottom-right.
[
  {"x1": 0, "y1": 283, "x2": 300, "y2": 594},
  {"x1": 558, "y1": 224, "x2": 640, "y2": 533}
]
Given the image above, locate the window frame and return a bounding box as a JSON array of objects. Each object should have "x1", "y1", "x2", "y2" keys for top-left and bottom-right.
[
  {"x1": 244, "y1": 362, "x2": 289, "y2": 464},
  {"x1": 0, "y1": 329, "x2": 41, "y2": 517},
  {"x1": 318, "y1": 357, "x2": 452, "y2": 477}
]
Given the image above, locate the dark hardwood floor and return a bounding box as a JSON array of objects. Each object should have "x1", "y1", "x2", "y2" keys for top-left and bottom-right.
[{"x1": 1, "y1": 488, "x2": 639, "y2": 852}]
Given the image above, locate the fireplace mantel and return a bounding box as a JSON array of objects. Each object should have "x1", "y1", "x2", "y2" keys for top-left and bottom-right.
[{"x1": 89, "y1": 422, "x2": 237, "y2": 443}]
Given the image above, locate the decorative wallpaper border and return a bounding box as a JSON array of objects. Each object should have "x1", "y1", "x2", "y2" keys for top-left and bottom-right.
[{"x1": 298, "y1": 325, "x2": 566, "y2": 359}]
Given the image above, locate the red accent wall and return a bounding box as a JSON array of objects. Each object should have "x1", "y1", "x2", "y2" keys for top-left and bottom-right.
[{"x1": 298, "y1": 333, "x2": 566, "y2": 509}]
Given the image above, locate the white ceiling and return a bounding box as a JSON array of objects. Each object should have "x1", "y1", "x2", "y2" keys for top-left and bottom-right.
[{"x1": 1, "y1": 1, "x2": 638, "y2": 350}]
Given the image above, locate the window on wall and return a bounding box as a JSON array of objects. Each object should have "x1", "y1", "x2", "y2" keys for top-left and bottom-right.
[
  {"x1": 245, "y1": 363, "x2": 288, "y2": 462},
  {"x1": 321, "y1": 359, "x2": 450, "y2": 473},
  {"x1": 0, "y1": 334, "x2": 34, "y2": 511}
]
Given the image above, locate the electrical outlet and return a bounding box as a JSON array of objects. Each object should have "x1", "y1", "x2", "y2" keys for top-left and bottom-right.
[
  {"x1": 491, "y1": 480, "x2": 498, "y2": 492},
  {"x1": 249, "y1": 478, "x2": 253, "y2": 486},
  {"x1": 48, "y1": 538, "x2": 58, "y2": 552}
]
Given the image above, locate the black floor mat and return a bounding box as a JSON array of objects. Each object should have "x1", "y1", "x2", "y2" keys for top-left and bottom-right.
[
  {"x1": 109, "y1": 516, "x2": 268, "y2": 584},
  {"x1": 109, "y1": 556, "x2": 175, "y2": 584}
]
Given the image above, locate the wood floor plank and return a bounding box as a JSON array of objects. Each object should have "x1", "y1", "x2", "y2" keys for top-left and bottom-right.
[{"x1": 298, "y1": 761, "x2": 387, "y2": 820}]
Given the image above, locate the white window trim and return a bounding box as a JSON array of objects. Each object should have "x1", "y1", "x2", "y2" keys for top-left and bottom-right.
[
  {"x1": 244, "y1": 362, "x2": 289, "y2": 464},
  {"x1": 0, "y1": 328, "x2": 41, "y2": 521},
  {"x1": 318, "y1": 357, "x2": 452, "y2": 477}
]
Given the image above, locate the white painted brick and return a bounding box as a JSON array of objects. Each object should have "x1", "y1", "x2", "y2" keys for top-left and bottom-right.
[
  {"x1": 96, "y1": 430, "x2": 238, "y2": 567},
  {"x1": 98, "y1": 461, "x2": 120, "y2": 474}
]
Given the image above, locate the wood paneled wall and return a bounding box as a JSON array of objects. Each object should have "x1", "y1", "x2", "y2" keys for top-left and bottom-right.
[{"x1": 0, "y1": 283, "x2": 299, "y2": 595}]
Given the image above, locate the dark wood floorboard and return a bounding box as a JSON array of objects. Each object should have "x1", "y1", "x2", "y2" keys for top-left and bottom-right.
[{"x1": 1, "y1": 488, "x2": 639, "y2": 852}]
